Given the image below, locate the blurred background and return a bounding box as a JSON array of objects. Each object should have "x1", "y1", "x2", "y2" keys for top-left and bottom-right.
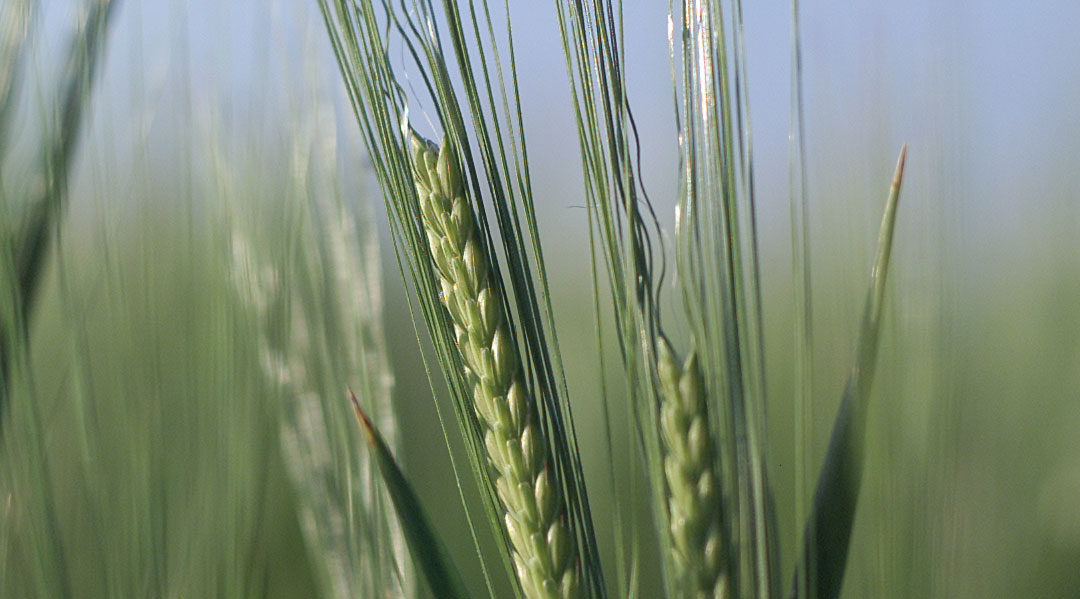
[{"x1": 3, "y1": 0, "x2": 1079, "y2": 597}]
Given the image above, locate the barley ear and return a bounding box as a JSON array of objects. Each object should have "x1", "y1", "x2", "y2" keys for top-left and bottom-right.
[
  {"x1": 658, "y1": 338, "x2": 729, "y2": 599},
  {"x1": 408, "y1": 130, "x2": 582, "y2": 599}
]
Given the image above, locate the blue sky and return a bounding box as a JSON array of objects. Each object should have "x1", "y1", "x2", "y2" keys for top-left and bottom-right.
[{"x1": 31, "y1": 0, "x2": 1079, "y2": 273}]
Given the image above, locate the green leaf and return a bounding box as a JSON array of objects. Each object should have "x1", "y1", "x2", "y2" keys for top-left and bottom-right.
[
  {"x1": 349, "y1": 391, "x2": 470, "y2": 599},
  {"x1": 789, "y1": 145, "x2": 908, "y2": 599}
]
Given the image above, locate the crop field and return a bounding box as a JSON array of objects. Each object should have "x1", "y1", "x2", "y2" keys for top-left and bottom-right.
[{"x1": 1, "y1": 1, "x2": 1078, "y2": 598}]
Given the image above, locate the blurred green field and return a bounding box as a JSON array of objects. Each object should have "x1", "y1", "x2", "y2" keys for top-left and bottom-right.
[{"x1": 2, "y1": 1, "x2": 1079, "y2": 598}]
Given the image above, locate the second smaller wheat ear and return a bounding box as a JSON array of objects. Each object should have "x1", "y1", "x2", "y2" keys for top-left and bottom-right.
[
  {"x1": 408, "y1": 130, "x2": 582, "y2": 599},
  {"x1": 657, "y1": 338, "x2": 729, "y2": 599}
]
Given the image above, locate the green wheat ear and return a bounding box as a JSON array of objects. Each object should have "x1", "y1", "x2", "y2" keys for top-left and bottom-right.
[
  {"x1": 658, "y1": 337, "x2": 729, "y2": 599},
  {"x1": 408, "y1": 131, "x2": 582, "y2": 599}
]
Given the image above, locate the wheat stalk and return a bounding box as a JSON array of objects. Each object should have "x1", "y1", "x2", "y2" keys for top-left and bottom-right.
[
  {"x1": 408, "y1": 131, "x2": 581, "y2": 599},
  {"x1": 658, "y1": 338, "x2": 729, "y2": 599}
]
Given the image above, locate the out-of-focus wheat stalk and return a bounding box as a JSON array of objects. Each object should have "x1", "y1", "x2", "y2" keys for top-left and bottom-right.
[{"x1": 224, "y1": 91, "x2": 409, "y2": 598}]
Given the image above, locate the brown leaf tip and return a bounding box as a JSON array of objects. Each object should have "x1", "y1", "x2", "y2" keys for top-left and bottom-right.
[
  {"x1": 892, "y1": 143, "x2": 908, "y2": 191},
  {"x1": 348, "y1": 389, "x2": 376, "y2": 445}
]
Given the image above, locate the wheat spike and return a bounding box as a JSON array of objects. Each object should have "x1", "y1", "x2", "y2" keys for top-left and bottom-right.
[
  {"x1": 408, "y1": 132, "x2": 581, "y2": 599},
  {"x1": 658, "y1": 338, "x2": 729, "y2": 598}
]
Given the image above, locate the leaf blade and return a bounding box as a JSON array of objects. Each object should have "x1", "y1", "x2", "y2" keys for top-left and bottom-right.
[
  {"x1": 789, "y1": 145, "x2": 908, "y2": 599},
  {"x1": 350, "y1": 391, "x2": 470, "y2": 599}
]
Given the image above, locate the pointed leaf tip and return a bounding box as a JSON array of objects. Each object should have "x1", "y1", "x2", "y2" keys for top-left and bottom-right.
[
  {"x1": 348, "y1": 389, "x2": 375, "y2": 446},
  {"x1": 892, "y1": 144, "x2": 908, "y2": 192},
  {"x1": 348, "y1": 389, "x2": 469, "y2": 599}
]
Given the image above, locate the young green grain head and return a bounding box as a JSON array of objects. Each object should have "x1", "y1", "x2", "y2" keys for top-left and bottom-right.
[
  {"x1": 408, "y1": 131, "x2": 582, "y2": 599},
  {"x1": 657, "y1": 338, "x2": 729, "y2": 599}
]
